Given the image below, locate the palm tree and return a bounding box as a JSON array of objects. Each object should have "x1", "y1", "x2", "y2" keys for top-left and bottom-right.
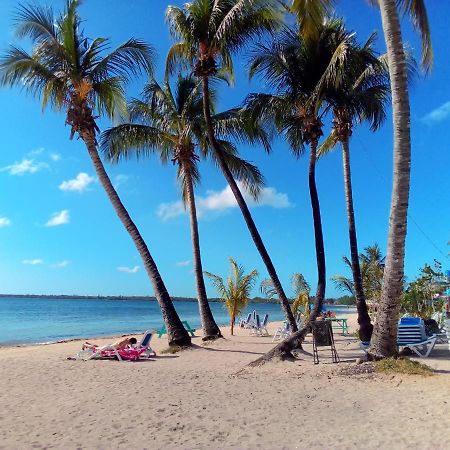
[
  {"x1": 290, "y1": 273, "x2": 311, "y2": 318},
  {"x1": 332, "y1": 244, "x2": 385, "y2": 313},
  {"x1": 205, "y1": 258, "x2": 258, "y2": 336},
  {"x1": 246, "y1": 21, "x2": 351, "y2": 359},
  {"x1": 318, "y1": 33, "x2": 390, "y2": 341},
  {"x1": 101, "y1": 75, "x2": 267, "y2": 340},
  {"x1": 260, "y1": 273, "x2": 311, "y2": 318},
  {"x1": 165, "y1": 0, "x2": 299, "y2": 332},
  {"x1": 367, "y1": 0, "x2": 433, "y2": 359},
  {"x1": 0, "y1": 0, "x2": 191, "y2": 346}
]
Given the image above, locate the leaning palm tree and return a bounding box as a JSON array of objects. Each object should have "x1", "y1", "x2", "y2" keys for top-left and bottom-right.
[
  {"x1": 0, "y1": 0, "x2": 190, "y2": 346},
  {"x1": 101, "y1": 74, "x2": 267, "y2": 340},
  {"x1": 246, "y1": 21, "x2": 351, "y2": 360},
  {"x1": 318, "y1": 33, "x2": 390, "y2": 341},
  {"x1": 165, "y1": 0, "x2": 299, "y2": 332},
  {"x1": 205, "y1": 258, "x2": 258, "y2": 336}
]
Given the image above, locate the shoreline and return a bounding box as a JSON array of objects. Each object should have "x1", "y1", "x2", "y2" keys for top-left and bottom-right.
[{"x1": 0, "y1": 306, "x2": 357, "y2": 348}]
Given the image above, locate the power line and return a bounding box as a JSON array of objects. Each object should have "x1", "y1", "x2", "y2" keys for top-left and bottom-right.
[{"x1": 355, "y1": 134, "x2": 449, "y2": 261}]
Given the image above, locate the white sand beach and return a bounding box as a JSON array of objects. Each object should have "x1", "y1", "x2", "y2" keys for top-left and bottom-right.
[{"x1": 1, "y1": 311, "x2": 449, "y2": 450}]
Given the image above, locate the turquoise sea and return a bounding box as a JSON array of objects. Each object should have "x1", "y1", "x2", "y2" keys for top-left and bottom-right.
[{"x1": 0, "y1": 296, "x2": 355, "y2": 345}]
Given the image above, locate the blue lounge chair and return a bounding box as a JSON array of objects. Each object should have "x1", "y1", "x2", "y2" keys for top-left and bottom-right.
[
  {"x1": 397, "y1": 317, "x2": 437, "y2": 357},
  {"x1": 360, "y1": 317, "x2": 437, "y2": 358}
]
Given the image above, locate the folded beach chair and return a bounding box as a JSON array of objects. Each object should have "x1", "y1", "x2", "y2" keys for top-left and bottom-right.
[
  {"x1": 272, "y1": 322, "x2": 291, "y2": 342},
  {"x1": 397, "y1": 317, "x2": 437, "y2": 358}
]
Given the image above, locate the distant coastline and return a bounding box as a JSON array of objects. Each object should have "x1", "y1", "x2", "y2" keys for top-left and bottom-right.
[
  {"x1": 0, "y1": 294, "x2": 281, "y2": 304},
  {"x1": 0, "y1": 294, "x2": 353, "y2": 305}
]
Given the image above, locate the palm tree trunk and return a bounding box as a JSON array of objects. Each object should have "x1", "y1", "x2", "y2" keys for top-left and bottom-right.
[
  {"x1": 249, "y1": 140, "x2": 326, "y2": 363},
  {"x1": 80, "y1": 130, "x2": 191, "y2": 347},
  {"x1": 342, "y1": 137, "x2": 373, "y2": 342},
  {"x1": 369, "y1": 0, "x2": 411, "y2": 359},
  {"x1": 201, "y1": 75, "x2": 297, "y2": 332},
  {"x1": 185, "y1": 171, "x2": 222, "y2": 339},
  {"x1": 308, "y1": 140, "x2": 326, "y2": 312}
]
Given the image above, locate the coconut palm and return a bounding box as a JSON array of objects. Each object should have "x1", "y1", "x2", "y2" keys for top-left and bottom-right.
[
  {"x1": 0, "y1": 0, "x2": 190, "y2": 346},
  {"x1": 332, "y1": 244, "x2": 385, "y2": 309},
  {"x1": 367, "y1": 0, "x2": 433, "y2": 358},
  {"x1": 260, "y1": 273, "x2": 311, "y2": 318},
  {"x1": 101, "y1": 74, "x2": 267, "y2": 340},
  {"x1": 318, "y1": 33, "x2": 390, "y2": 341},
  {"x1": 165, "y1": 0, "x2": 299, "y2": 332},
  {"x1": 246, "y1": 21, "x2": 351, "y2": 359},
  {"x1": 205, "y1": 258, "x2": 258, "y2": 335}
]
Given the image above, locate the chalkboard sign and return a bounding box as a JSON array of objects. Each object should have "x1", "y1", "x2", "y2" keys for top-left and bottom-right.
[
  {"x1": 312, "y1": 320, "x2": 333, "y2": 347},
  {"x1": 311, "y1": 320, "x2": 339, "y2": 364}
]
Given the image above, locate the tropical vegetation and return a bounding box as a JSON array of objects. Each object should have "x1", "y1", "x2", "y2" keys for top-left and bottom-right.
[{"x1": 204, "y1": 258, "x2": 258, "y2": 336}]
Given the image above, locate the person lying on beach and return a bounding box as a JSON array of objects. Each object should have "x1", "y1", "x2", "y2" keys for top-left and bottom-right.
[{"x1": 82, "y1": 337, "x2": 137, "y2": 351}]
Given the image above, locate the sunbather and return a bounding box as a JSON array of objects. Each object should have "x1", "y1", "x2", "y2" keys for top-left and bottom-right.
[{"x1": 82, "y1": 337, "x2": 137, "y2": 351}]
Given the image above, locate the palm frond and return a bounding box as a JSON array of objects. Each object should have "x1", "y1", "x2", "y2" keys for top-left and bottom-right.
[
  {"x1": 14, "y1": 3, "x2": 58, "y2": 43},
  {"x1": 317, "y1": 130, "x2": 338, "y2": 158},
  {"x1": 91, "y1": 39, "x2": 155, "y2": 83},
  {"x1": 0, "y1": 46, "x2": 66, "y2": 110},
  {"x1": 397, "y1": 0, "x2": 433, "y2": 71},
  {"x1": 331, "y1": 275, "x2": 355, "y2": 295},
  {"x1": 100, "y1": 124, "x2": 164, "y2": 163},
  {"x1": 290, "y1": 0, "x2": 336, "y2": 41},
  {"x1": 215, "y1": 142, "x2": 265, "y2": 200}
]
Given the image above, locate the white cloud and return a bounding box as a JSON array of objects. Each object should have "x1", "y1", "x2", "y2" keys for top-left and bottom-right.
[
  {"x1": 23, "y1": 259, "x2": 43, "y2": 265},
  {"x1": 45, "y1": 210, "x2": 70, "y2": 227},
  {"x1": 50, "y1": 153, "x2": 61, "y2": 162},
  {"x1": 51, "y1": 260, "x2": 70, "y2": 268},
  {"x1": 117, "y1": 266, "x2": 140, "y2": 274},
  {"x1": 176, "y1": 260, "x2": 191, "y2": 267},
  {"x1": 157, "y1": 183, "x2": 292, "y2": 221},
  {"x1": 422, "y1": 101, "x2": 450, "y2": 124},
  {"x1": 59, "y1": 172, "x2": 95, "y2": 193},
  {"x1": 0, "y1": 217, "x2": 11, "y2": 228},
  {"x1": 0, "y1": 158, "x2": 49, "y2": 175},
  {"x1": 28, "y1": 147, "x2": 45, "y2": 156},
  {"x1": 114, "y1": 174, "x2": 129, "y2": 190}
]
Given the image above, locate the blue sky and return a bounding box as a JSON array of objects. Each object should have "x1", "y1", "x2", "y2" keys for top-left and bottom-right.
[{"x1": 0, "y1": 0, "x2": 448, "y2": 298}]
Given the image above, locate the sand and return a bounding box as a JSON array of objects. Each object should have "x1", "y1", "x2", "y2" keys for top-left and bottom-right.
[{"x1": 0, "y1": 311, "x2": 449, "y2": 450}]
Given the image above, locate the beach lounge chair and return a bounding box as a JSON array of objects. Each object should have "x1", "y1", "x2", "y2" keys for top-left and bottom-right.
[
  {"x1": 239, "y1": 313, "x2": 252, "y2": 328},
  {"x1": 397, "y1": 317, "x2": 437, "y2": 358},
  {"x1": 78, "y1": 331, "x2": 155, "y2": 362},
  {"x1": 249, "y1": 314, "x2": 262, "y2": 336},
  {"x1": 260, "y1": 314, "x2": 269, "y2": 336},
  {"x1": 273, "y1": 322, "x2": 291, "y2": 342},
  {"x1": 134, "y1": 330, "x2": 156, "y2": 357}
]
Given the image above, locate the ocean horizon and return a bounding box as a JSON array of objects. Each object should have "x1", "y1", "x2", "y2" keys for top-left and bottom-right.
[{"x1": 0, "y1": 296, "x2": 355, "y2": 346}]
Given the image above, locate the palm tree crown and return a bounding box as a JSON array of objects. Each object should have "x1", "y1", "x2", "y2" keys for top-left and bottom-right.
[
  {"x1": 101, "y1": 75, "x2": 268, "y2": 199},
  {"x1": 204, "y1": 258, "x2": 258, "y2": 335},
  {"x1": 0, "y1": 0, "x2": 154, "y2": 138},
  {"x1": 247, "y1": 20, "x2": 351, "y2": 149},
  {"x1": 166, "y1": 0, "x2": 281, "y2": 79}
]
